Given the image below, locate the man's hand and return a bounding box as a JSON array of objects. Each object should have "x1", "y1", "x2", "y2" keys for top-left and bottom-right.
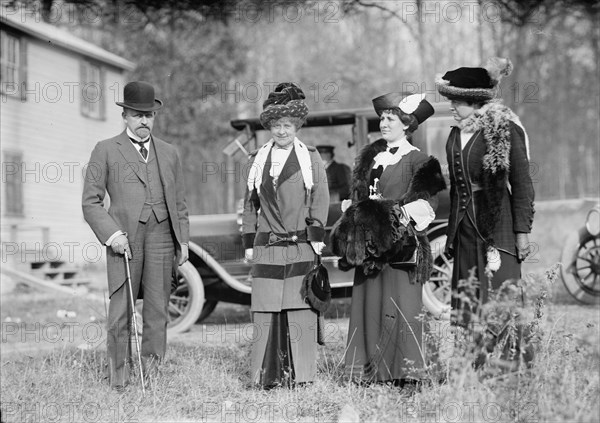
[
  {"x1": 178, "y1": 243, "x2": 189, "y2": 266},
  {"x1": 516, "y1": 233, "x2": 531, "y2": 262},
  {"x1": 310, "y1": 241, "x2": 325, "y2": 255},
  {"x1": 111, "y1": 234, "x2": 131, "y2": 259}
]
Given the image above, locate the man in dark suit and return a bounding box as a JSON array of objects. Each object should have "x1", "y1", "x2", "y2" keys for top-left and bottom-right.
[
  {"x1": 82, "y1": 81, "x2": 189, "y2": 391},
  {"x1": 316, "y1": 145, "x2": 352, "y2": 202}
]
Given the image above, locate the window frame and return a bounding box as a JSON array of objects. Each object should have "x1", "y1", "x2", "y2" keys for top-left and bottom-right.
[
  {"x1": 0, "y1": 28, "x2": 27, "y2": 100},
  {"x1": 2, "y1": 150, "x2": 25, "y2": 217},
  {"x1": 80, "y1": 60, "x2": 106, "y2": 120}
]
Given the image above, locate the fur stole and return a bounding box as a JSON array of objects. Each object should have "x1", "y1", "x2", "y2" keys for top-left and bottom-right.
[
  {"x1": 331, "y1": 140, "x2": 446, "y2": 283},
  {"x1": 458, "y1": 101, "x2": 519, "y2": 275}
]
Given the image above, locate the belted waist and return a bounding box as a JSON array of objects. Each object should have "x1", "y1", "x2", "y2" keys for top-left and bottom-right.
[
  {"x1": 254, "y1": 230, "x2": 307, "y2": 247},
  {"x1": 144, "y1": 200, "x2": 166, "y2": 205}
]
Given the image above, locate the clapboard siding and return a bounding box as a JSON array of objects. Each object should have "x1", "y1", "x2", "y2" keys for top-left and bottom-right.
[{"x1": 1, "y1": 24, "x2": 133, "y2": 267}]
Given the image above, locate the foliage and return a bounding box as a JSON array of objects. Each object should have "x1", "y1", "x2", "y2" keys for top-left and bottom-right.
[{"x1": 4, "y1": 0, "x2": 598, "y2": 211}]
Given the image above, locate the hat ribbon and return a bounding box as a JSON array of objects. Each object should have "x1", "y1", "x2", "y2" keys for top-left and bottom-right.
[{"x1": 398, "y1": 93, "x2": 427, "y2": 115}]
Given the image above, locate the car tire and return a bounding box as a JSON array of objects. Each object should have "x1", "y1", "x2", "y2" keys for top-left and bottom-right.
[
  {"x1": 560, "y1": 232, "x2": 600, "y2": 305},
  {"x1": 423, "y1": 230, "x2": 453, "y2": 319},
  {"x1": 196, "y1": 300, "x2": 219, "y2": 323},
  {"x1": 167, "y1": 261, "x2": 205, "y2": 334}
]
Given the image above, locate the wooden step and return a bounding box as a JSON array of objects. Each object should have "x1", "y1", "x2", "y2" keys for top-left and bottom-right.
[
  {"x1": 31, "y1": 267, "x2": 79, "y2": 277},
  {"x1": 55, "y1": 278, "x2": 91, "y2": 287}
]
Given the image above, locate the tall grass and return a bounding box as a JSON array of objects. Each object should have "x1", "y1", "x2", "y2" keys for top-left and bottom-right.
[{"x1": 1, "y1": 266, "x2": 599, "y2": 422}]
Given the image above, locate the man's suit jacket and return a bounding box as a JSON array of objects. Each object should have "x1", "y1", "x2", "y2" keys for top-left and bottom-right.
[{"x1": 82, "y1": 130, "x2": 189, "y2": 296}]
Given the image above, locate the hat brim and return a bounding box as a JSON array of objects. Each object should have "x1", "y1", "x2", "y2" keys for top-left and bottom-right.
[
  {"x1": 436, "y1": 79, "x2": 496, "y2": 102},
  {"x1": 116, "y1": 99, "x2": 163, "y2": 112},
  {"x1": 259, "y1": 100, "x2": 309, "y2": 129}
]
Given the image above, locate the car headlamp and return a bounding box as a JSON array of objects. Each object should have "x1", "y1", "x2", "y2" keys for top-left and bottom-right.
[{"x1": 585, "y1": 206, "x2": 600, "y2": 237}]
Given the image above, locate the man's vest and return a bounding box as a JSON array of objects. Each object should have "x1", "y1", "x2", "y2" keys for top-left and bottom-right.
[{"x1": 138, "y1": 141, "x2": 169, "y2": 223}]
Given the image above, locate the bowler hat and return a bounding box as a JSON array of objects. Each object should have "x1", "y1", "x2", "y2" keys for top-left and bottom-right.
[{"x1": 116, "y1": 81, "x2": 163, "y2": 112}]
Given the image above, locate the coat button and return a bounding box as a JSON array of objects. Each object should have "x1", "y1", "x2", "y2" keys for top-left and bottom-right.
[
  {"x1": 458, "y1": 176, "x2": 464, "y2": 181},
  {"x1": 460, "y1": 183, "x2": 466, "y2": 188},
  {"x1": 455, "y1": 161, "x2": 460, "y2": 165},
  {"x1": 457, "y1": 168, "x2": 462, "y2": 173},
  {"x1": 462, "y1": 192, "x2": 467, "y2": 197},
  {"x1": 455, "y1": 152, "x2": 460, "y2": 157},
  {"x1": 460, "y1": 206, "x2": 466, "y2": 210}
]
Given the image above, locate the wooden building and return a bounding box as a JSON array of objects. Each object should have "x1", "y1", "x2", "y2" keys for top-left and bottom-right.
[{"x1": 1, "y1": 9, "x2": 134, "y2": 287}]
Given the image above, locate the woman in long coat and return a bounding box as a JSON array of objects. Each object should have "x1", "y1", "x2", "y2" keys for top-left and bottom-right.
[
  {"x1": 436, "y1": 58, "x2": 535, "y2": 323},
  {"x1": 242, "y1": 83, "x2": 329, "y2": 388},
  {"x1": 332, "y1": 92, "x2": 446, "y2": 386}
]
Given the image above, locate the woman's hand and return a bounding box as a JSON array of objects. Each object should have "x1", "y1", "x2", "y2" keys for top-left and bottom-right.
[
  {"x1": 310, "y1": 241, "x2": 325, "y2": 255},
  {"x1": 516, "y1": 233, "x2": 531, "y2": 262},
  {"x1": 244, "y1": 248, "x2": 254, "y2": 262},
  {"x1": 341, "y1": 199, "x2": 352, "y2": 213}
]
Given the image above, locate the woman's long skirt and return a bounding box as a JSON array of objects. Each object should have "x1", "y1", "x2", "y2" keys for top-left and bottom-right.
[
  {"x1": 249, "y1": 240, "x2": 319, "y2": 388},
  {"x1": 250, "y1": 309, "x2": 318, "y2": 387},
  {"x1": 451, "y1": 214, "x2": 521, "y2": 324},
  {"x1": 344, "y1": 265, "x2": 424, "y2": 382}
]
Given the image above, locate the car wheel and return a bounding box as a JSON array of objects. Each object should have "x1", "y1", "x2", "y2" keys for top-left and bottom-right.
[
  {"x1": 560, "y1": 232, "x2": 600, "y2": 304},
  {"x1": 196, "y1": 300, "x2": 219, "y2": 323},
  {"x1": 167, "y1": 261, "x2": 205, "y2": 334},
  {"x1": 423, "y1": 231, "x2": 453, "y2": 319}
]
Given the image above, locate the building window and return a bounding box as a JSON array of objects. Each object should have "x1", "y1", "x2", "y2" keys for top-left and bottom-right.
[
  {"x1": 80, "y1": 61, "x2": 105, "y2": 120},
  {"x1": 2, "y1": 151, "x2": 24, "y2": 216},
  {"x1": 0, "y1": 29, "x2": 27, "y2": 100}
]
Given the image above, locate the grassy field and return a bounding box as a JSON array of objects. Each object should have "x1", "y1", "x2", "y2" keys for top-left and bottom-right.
[
  {"x1": 1, "y1": 273, "x2": 599, "y2": 423},
  {"x1": 1, "y1": 198, "x2": 599, "y2": 422}
]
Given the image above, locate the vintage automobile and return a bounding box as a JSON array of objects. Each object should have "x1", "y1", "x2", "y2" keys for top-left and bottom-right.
[
  {"x1": 560, "y1": 204, "x2": 600, "y2": 304},
  {"x1": 167, "y1": 104, "x2": 456, "y2": 333}
]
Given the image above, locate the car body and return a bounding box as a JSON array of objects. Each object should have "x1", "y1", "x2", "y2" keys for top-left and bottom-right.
[{"x1": 168, "y1": 103, "x2": 456, "y2": 333}]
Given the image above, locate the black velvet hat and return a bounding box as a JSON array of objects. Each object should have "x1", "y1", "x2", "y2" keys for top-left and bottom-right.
[{"x1": 436, "y1": 57, "x2": 513, "y2": 102}]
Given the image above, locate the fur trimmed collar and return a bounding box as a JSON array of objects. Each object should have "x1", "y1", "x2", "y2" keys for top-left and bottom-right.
[
  {"x1": 458, "y1": 100, "x2": 518, "y2": 174},
  {"x1": 457, "y1": 100, "x2": 523, "y2": 276},
  {"x1": 350, "y1": 139, "x2": 387, "y2": 201}
]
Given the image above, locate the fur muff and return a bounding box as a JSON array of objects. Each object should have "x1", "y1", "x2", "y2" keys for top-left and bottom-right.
[
  {"x1": 401, "y1": 156, "x2": 447, "y2": 203},
  {"x1": 331, "y1": 148, "x2": 446, "y2": 282}
]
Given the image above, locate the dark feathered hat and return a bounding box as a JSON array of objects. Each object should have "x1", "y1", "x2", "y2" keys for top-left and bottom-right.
[
  {"x1": 436, "y1": 57, "x2": 513, "y2": 102},
  {"x1": 259, "y1": 82, "x2": 309, "y2": 129},
  {"x1": 372, "y1": 92, "x2": 434, "y2": 125}
]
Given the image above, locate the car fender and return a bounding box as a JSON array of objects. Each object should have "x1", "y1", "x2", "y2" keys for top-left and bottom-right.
[{"x1": 188, "y1": 241, "x2": 251, "y2": 294}]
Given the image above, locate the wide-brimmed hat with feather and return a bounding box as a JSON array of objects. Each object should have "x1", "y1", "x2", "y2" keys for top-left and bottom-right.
[{"x1": 436, "y1": 57, "x2": 513, "y2": 102}]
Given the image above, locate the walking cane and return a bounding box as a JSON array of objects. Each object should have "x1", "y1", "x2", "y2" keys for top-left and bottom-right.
[{"x1": 124, "y1": 249, "x2": 146, "y2": 395}]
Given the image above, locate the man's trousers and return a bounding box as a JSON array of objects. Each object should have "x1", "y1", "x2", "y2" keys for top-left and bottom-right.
[{"x1": 106, "y1": 212, "x2": 175, "y2": 388}]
